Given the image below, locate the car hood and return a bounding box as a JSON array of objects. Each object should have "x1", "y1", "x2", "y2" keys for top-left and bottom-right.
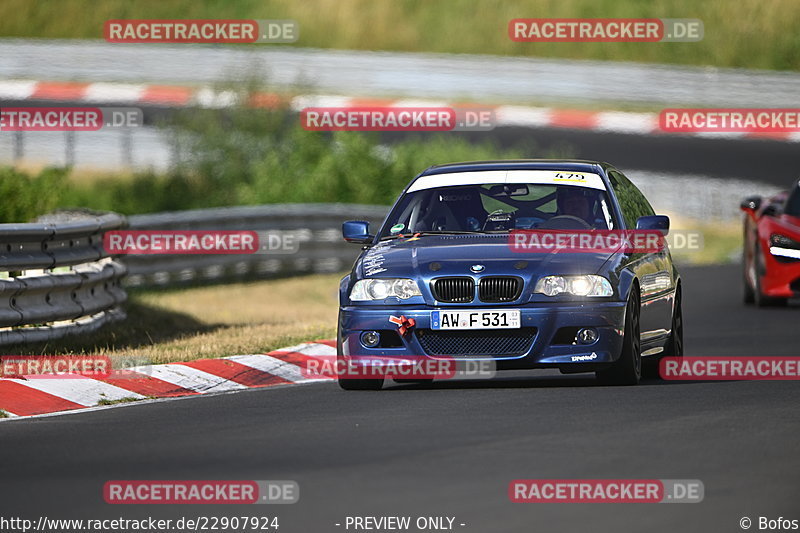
[
  {"x1": 356, "y1": 234, "x2": 618, "y2": 280},
  {"x1": 777, "y1": 214, "x2": 800, "y2": 234}
]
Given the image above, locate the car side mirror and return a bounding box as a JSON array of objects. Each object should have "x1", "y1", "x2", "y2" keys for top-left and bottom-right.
[
  {"x1": 740, "y1": 196, "x2": 762, "y2": 213},
  {"x1": 343, "y1": 220, "x2": 374, "y2": 244},
  {"x1": 762, "y1": 204, "x2": 779, "y2": 217},
  {"x1": 635, "y1": 215, "x2": 670, "y2": 233}
]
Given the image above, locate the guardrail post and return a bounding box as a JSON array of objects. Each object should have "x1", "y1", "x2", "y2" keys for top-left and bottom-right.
[
  {"x1": 64, "y1": 131, "x2": 75, "y2": 167},
  {"x1": 13, "y1": 130, "x2": 24, "y2": 162},
  {"x1": 122, "y1": 128, "x2": 133, "y2": 169}
]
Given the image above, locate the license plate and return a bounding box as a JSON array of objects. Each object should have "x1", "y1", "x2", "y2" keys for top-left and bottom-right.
[{"x1": 431, "y1": 310, "x2": 521, "y2": 330}]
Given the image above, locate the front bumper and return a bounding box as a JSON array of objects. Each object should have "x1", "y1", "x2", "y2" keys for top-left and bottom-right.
[
  {"x1": 338, "y1": 302, "x2": 627, "y2": 371},
  {"x1": 762, "y1": 248, "x2": 800, "y2": 298}
]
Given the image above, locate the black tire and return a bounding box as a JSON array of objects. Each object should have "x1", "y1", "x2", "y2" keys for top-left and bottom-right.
[
  {"x1": 338, "y1": 376, "x2": 384, "y2": 390},
  {"x1": 393, "y1": 378, "x2": 434, "y2": 384},
  {"x1": 596, "y1": 287, "x2": 641, "y2": 386},
  {"x1": 643, "y1": 285, "x2": 683, "y2": 379},
  {"x1": 336, "y1": 352, "x2": 384, "y2": 391},
  {"x1": 336, "y1": 324, "x2": 384, "y2": 391},
  {"x1": 743, "y1": 247, "x2": 755, "y2": 304},
  {"x1": 754, "y1": 242, "x2": 788, "y2": 307}
]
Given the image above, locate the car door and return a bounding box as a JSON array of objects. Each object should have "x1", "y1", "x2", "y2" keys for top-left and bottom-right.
[{"x1": 607, "y1": 169, "x2": 675, "y2": 347}]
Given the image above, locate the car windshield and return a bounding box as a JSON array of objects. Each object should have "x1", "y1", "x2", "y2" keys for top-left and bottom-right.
[
  {"x1": 785, "y1": 183, "x2": 800, "y2": 217},
  {"x1": 380, "y1": 183, "x2": 617, "y2": 238}
]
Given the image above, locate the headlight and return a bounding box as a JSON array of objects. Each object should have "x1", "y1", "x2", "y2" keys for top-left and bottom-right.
[
  {"x1": 770, "y1": 233, "x2": 800, "y2": 249},
  {"x1": 769, "y1": 233, "x2": 800, "y2": 260},
  {"x1": 534, "y1": 275, "x2": 613, "y2": 297},
  {"x1": 351, "y1": 278, "x2": 422, "y2": 301}
]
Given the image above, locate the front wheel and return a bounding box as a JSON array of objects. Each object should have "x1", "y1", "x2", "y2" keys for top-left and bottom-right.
[
  {"x1": 596, "y1": 288, "x2": 641, "y2": 386},
  {"x1": 643, "y1": 286, "x2": 683, "y2": 379},
  {"x1": 338, "y1": 377, "x2": 384, "y2": 391},
  {"x1": 754, "y1": 242, "x2": 788, "y2": 307},
  {"x1": 743, "y1": 247, "x2": 755, "y2": 304},
  {"x1": 336, "y1": 354, "x2": 384, "y2": 390}
]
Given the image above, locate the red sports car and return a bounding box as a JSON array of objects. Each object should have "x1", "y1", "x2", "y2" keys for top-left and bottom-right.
[{"x1": 741, "y1": 179, "x2": 800, "y2": 306}]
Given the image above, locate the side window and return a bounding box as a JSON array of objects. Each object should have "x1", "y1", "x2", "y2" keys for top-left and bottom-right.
[
  {"x1": 785, "y1": 180, "x2": 800, "y2": 217},
  {"x1": 608, "y1": 169, "x2": 655, "y2": 229}
]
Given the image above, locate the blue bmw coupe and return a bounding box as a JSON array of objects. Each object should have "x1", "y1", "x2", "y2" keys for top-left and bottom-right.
[{"x1": 338, "y1": 160, "x2": 682, "y2": 389}]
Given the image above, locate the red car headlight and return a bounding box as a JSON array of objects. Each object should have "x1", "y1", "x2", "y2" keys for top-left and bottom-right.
[{"x1": 769, "y1": 233, "x2": 800, "y2": 260}]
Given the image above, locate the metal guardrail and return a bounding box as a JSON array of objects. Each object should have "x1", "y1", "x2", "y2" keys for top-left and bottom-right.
[
  {"x1": 4, "y1": 40, "x2": 799, "y2": 107},
  {"x1": 0, "y1": 204, "x2": 389, "y2": 345},
  {"x1": 0, "y1": 212, "x2": 128, "y2": 346},
  {"x1": 123, "y1": 204, "x2": 389, "y2": 287}
]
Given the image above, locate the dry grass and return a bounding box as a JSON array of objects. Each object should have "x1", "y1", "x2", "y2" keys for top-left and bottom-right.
[
  {"x1": 12, "y1": 163, "x2": 135, "y2": 186},
  {"x1": 10, "y1": 273, "x2": 342, "y2": 365},
  {"x1": 665, "y1": 213, "x2": 741, "y2": 266}
]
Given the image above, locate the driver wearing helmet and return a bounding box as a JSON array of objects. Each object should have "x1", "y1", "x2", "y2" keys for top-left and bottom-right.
[{"x1": 556, "y1": 186, "x2": 595, "y2": 225}]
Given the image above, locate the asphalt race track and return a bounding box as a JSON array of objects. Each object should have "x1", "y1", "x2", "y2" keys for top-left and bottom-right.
[
  {"x1": 0, "y1": 263, "x2": 797, "y2": 533},
  {"x1": 3, "y1": 98, "x2": 798, "y2": 182}
]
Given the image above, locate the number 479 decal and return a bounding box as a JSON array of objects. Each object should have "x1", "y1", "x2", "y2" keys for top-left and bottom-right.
[{"x1": 554, "y1": 172, "x2": 586, "y2": 180}]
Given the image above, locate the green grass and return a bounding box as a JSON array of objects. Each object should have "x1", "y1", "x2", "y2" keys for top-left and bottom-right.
[
  {"x1": 1, "y1": 115, "x2": 546, "y2": 222},
  {"x1": 0, "y1": 166, "x2": 69, "y2": 223},
  {"x1": 0, "y1": 410, "x2": 10, "y2": 418},
  {"x1": 0, "y1": 0, "x2": 797, "y2": 71}
]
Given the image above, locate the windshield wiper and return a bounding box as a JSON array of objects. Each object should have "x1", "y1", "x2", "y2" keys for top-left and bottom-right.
[{"x1": 379, "y1": 230, "x2": 485, "y2": 241}]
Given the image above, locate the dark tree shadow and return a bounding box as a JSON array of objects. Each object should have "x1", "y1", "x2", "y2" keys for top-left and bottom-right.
[{"x1": 2, "y1": 300, "x2": 226, "y2": 356}]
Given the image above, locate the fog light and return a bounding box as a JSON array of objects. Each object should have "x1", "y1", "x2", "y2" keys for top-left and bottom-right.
[
  {"x1": 577, "y1": 328, "x2": 598, "y2": 345},
  {"x1": 360, "y1": 331, "x2": 381, "y2": 348}
]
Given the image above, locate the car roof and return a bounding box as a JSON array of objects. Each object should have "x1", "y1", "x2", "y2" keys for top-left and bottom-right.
[
  {"x1": 407, "y1": 159, "x2": 613, "y2": 193},
  {"x1": 419, "y1": 159, "x2": 609, "y2": 176}
]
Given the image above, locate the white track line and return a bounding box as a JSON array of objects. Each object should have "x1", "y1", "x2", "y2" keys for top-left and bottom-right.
[
  {"x1": 390, "y1": 99, "x2": 450, "y2": 108},
  {"x1": 279, "y1": 342, "x2": 337, "y2": 357},
  {"x1": 289, "y1": 94, "x2": 355, "y2": 111},
  {"x1": 130, "y1": 364, "x2": 247, "y2": 393},
  {"x1": 195, "y1": 88, "x2": 238, "y2": 108},
  {"x1": 227, "y1": 354, "x2": 329, "y2": 383},
  {"x1": 0, "y1": 343, "x2": 339, "y2": 421},
  {"x1": 83, "y1": 82, "x2": 145, "y2": 103},
  {"x1": 0, "y1": 80, "x2": 37, "y2": 99},
  {"x1": 8, "y1": 377, "x2": 145, "y2": 406},
  {"x1": 2, "y1": 80, "x2": 798, "y2": 144},
  {"x1": 595, "y1": 111, "x2": 657, "y2": 134},
  {"x1": 495, "y1": 106, "x2": 552, "y2": 128}
]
